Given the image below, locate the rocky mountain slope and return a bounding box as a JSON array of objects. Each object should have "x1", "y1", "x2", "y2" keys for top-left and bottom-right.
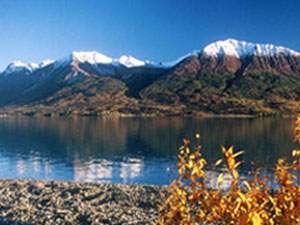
[
  {"x1": 1, "y1": 39, "x2": 300, "y2": 117},
  {"x1": 142, "y1": 39, "x2": 300, "y2": 116}
]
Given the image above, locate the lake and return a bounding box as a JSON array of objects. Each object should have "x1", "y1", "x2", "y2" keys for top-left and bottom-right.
[{"x1": 0, "y1": 117, "x2": 297, "y2": 185}]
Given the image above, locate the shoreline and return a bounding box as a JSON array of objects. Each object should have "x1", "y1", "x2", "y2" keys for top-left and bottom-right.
[
  {"x1": 0, "y1": 112, "x2": 298, "y2": 119},
  {"x1": 0, "y1": 178, "x2": 167, "y2": 225}
]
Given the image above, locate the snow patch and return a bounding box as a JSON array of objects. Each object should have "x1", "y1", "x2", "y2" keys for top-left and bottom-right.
[
  {"x1": 2, "y1": 61, "x2": 35, "y2": 76},
  {"x1": 203, "y1": 38, "x2": 300, "y2": 58},
  {"x1": 71, "y1": 51, "x2": 113, "y2": 64},
  {"x1": 70, "y1": 52, "x2": 148, "y2": 68},
  {"x1": 1, "y1": 59, "x2": 56, "y2": 76},
  {"x1": 116, "y1": 55, "x2": 145, "y2": 68},
  {"x1": 39, "y1": 60, "x2": 54, "y2": 68}
]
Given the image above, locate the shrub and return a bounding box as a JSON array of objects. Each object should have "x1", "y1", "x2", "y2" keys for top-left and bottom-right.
[{"x1": 159, "y1": 117, "x2": 300, "y2": 225}]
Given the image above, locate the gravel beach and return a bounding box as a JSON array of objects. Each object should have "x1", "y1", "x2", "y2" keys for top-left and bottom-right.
[{"x1": 0, "y1": 179, "x2": 167, "y2": 225}]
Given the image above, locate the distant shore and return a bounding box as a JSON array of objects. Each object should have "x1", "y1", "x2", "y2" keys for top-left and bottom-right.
[
  {"x1": 0, "y1": 111, "x2": 298, "y2": 119},
  {"x1": 0, "y1": 179, "x2": 166, "y2": 225}
]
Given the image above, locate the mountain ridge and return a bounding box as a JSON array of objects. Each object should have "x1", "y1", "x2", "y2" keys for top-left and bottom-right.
[
  {"x1": 2, "y1": 38, "x2": 300, "y2": 76},
  {"x1": 1, "y1": 38, "x2": 300, "y2": 117}
]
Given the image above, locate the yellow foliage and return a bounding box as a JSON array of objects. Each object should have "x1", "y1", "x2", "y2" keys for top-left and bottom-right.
[{"x1": 158, "y1": 114, "x2": 300, "y2": 225}]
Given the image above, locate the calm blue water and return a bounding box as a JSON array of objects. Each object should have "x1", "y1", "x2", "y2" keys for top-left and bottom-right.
[{"x1": 0, "y1": 117, "x2": 297, "y2": 185}]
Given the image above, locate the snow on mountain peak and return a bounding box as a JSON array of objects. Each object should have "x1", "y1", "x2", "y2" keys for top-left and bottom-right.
[
  {"x1": 3, "y1": 61, "x2": 36, "y2": 75},
  {"x1": 1, "y1": 58, "x2": 56, "y2": 76},
  {"x1": 39, "y1": 59, "x2": 54, "y2": 68},
  {"x1": 28, "y1": 63, "x2": 39, "y2": 70},
  {"x1": 71, "y1": 51, "x2": 113, "y2": 64},
  {"x1": 203, "y1": 39, "x2": 300, "y2": 58},
  {"x1": 70, "y1": 52, "x2": 147, "y2": 68},
  {"x1": 117, "y1": 55, "x2": 145, "y2": 68}
]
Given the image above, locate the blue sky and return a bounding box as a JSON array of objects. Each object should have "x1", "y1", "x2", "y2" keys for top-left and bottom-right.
[{"x1": 0, "y1": 0, "x2": 299, "y2": 70}]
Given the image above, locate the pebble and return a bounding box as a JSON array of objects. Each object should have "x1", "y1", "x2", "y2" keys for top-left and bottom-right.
[{"x1": 0, "y1": 179, "x2": 168, "y2": 225}]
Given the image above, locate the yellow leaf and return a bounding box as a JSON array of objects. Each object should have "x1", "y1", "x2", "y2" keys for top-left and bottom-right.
[
  {"x1": 233, "y1": 170, "x2": 239, "y2": 178},
  {"x1": 252, "y1": 212, "x2": 263, "y2": 225},
  {"x1": 228, "y1": 146, "x2": 234, "y2": 154},
  {"x1": 243, "y1": 181, "x2": 251, "y2": 190},
  {"x1": 234, "y1": 161, "x2": 243, "y2": 169},
  {"x1": 233, "y1": 150, "x2": 244, "y2": 158},
  {"x1": 292, "y1": 149, "x2": 297, "y2": 157},
  {"x1": 221, "y1": 145, "x2": 227, "y2": 154},
  {"x1": 191, "y1": 167, "x2": 197, "y2": 176},
  {"x1": 180, "y1": 206, "x2": 186, "y2": 212},
  {"x1": 186, "y1": 147, "x2": 190, "y2": 154},
  {"x1": 237, "y1": 192, "x2": 246, "y2": 203},
  {"x1": 215, "y1": 159, "x2": 223, "y2": 166},
  {"x1": 234, "y1": 199, "x2": 241, "y2": 214},
  {"x1": 269, "y1": 196, "x2": 276, "y2": 205},
  {"x1": 217, "y1": 173, "x2": 224, "y2": 189},
  {"x1": 189, "y1": 154, "x2": 196, "y2": 159},
  {"x1": 179, "y1": 168, "x2": 183, "y2": 175},
  {"x1": 187, "y1": 160, "x2": 193, "y2": 168}
]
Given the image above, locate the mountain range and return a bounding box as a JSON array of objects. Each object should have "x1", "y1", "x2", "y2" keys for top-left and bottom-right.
[{"x1": 1, "y1": 38, "x2": 300, "y2": 117}]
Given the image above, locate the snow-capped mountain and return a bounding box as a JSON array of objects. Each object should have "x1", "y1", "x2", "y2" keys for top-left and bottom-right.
[
  {"x1": 167, "y1": 38, "x2": 300, "y2": 75},
  {"x1": 2, "y1": 59, "x2": 56, "y2": 76},
  {"x1": 0, "y1": 51, "x2": 165, "y2": 78},
  {"x1": 202, "y1": 38, "x2": 300, "y2": 58},
  {"x1": 2, "y1": 39, "x2": 300, "y2": 77},
  {"x1": 0, "y1": 50, "x2": 170, "y2": 106},
  {"x1": 1, "y1": 39, "x2": 300, "y2": 117},
  {"x1": 52, "y1": 51, "x2": 158, "y2": 71},
  {"x1": 68, "y1": 51, "x2": 159, "y2": 68},
  {"x1": 71, "y1": 51, "x2": 113, "y2": 64},
  {"x1": 140, "y1": 38, "x2": 300, "y2": 116},
  {"x1": 2, "y1": 61, "x2": 38, "y2": 76}
]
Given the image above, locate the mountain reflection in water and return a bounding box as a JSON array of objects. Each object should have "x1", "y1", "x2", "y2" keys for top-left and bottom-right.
[{"x1": 0, "y1": 117, "x2": 296, "y2": 185}]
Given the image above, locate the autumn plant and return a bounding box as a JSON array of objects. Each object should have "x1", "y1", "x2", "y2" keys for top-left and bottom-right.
[{"x1": 159, "y1": 116, "x2": 300, "y2": 225}]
